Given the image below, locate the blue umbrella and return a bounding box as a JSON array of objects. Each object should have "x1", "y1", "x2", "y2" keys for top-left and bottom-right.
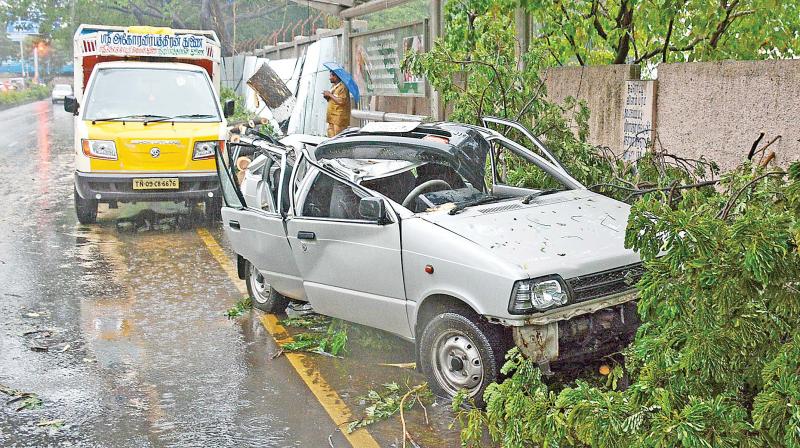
[{"x1": 323, "y1": 62, "x2": 360, "y2": 103}]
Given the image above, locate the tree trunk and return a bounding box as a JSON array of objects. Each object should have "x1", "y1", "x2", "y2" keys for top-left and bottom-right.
[{"x1": 208, "y1": 0, "x2": 233, "y2": 55}]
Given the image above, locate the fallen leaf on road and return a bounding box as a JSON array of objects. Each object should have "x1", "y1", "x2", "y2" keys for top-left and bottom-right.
[
  {"x1": 61, "y1": 344, "x2": 71, "y2": 352},
  {"x1": 37, "y1": 419, "x2": 64, "y2": 428}
]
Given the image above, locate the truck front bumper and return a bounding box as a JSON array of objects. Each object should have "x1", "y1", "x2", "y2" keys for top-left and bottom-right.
[
  {"x1": 512, "y1": 300, "x2": 639, "y2": 364},
  {"x1": 74, "y1": 172, "x2": 220, "y2": 202}
]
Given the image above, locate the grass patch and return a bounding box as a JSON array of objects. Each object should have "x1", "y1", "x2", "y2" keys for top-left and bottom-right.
[{"x1": 0, "y1": 85, "x2": 50, "y2": 109}]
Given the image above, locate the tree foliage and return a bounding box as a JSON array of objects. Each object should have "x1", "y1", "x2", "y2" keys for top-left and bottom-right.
[
  {"x1": 407, "y1": 3, "x2": 800, "y2": 446},
  {"x1": 437, "y1": 0, "x2": 800, "y2": 67},
  {"x1": 527, "y1": 0, "x2": 800, "y2": 65},
  {"x1": 453, "y1": 162, "x2": 800, "y2": 448},
  {"x1": 1, "y1": 0, "x2": 320, "y2": 57}
]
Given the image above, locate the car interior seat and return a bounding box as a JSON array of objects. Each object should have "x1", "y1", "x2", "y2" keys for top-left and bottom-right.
[
  {"x1": 329, "y1": 182, "x2": 361, "y2": 219},
  {"x1": 361, "y1": 170, "x2": 416, "y2": 204}
]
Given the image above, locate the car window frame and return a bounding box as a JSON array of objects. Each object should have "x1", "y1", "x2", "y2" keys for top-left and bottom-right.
[
  {"x1": 289, "y1": 155, "x2": 397, "y2": 225},
  {"x1": 215, "y1": 145, "x2": 247, "y2": 209},
  {"x1": 486, "y1": 135, "x2": 585, "y2": 193}
]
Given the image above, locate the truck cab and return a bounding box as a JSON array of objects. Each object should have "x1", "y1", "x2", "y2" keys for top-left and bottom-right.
[{"x1": 68, "y1": 25, "x2": 230, "y2": 223}]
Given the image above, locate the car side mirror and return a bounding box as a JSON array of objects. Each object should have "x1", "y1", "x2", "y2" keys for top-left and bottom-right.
[
  {"x1": 223, "y1": 99, "x2": 235, "y2": 118},
  {"x1": 64, "y1": 96, "x2": 78, "y2": 115},
  {"x1": 359, "y1": 197, "x2": 388, "y2": 224}
]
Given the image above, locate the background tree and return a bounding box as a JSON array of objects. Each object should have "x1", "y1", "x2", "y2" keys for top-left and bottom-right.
[
  {"x1": 2, "y1": 0, "x2": 322, "y2": 57},
  {"x1": 522, "y1": 0, "x2": 800, "y2": 66}
]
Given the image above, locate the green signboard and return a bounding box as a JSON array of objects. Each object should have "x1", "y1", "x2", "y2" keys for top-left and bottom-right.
[{"x1": 351, "y1": 21, "x2": 426, "y2": 98}]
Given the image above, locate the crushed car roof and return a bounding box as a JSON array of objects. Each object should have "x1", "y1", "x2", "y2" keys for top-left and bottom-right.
[{"x1": 313, "y1": 122, "x2": 490, "y2": 189}]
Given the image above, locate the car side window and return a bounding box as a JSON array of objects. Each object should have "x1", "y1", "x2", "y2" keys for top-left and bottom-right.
[
  {"x1": 490, "y1": 140, "x2": 564, "y2": 191},
  {"x1": 301, "y1": 171, "x2": 366, "y2": 220}
]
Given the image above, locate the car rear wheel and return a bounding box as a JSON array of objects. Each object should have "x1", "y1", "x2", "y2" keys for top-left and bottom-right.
[
  {"x1": 245, "y1": 261, "x2": 289, "y2": 313},
  {"x1": 418, "y1": 309, "x2": 512, "y2": 408},
  {"x1": 74, "y1": 187, "x2": 98, "y2": 224}
]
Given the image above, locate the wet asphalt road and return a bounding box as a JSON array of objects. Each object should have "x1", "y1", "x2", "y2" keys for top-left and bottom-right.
[{"x1": 0, "y1": 101, "x2": 460, "y2": 447}]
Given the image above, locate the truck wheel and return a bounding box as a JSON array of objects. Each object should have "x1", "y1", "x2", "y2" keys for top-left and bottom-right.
[
  {"x1": 204, "y1": 197, "x2": 222, "y2": 222},
  {"x1": 245, "y1": 260, "x2": 289, "y2": 314},
  {"x1": 74, "y1": 188, "x2": 98, "y2": 224},
  {"x1": 418, "y1": 309, "x2": 512, "y2": 408}
]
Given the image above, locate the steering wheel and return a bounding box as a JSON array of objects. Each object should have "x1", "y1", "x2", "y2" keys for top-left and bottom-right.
[{"x1": 402, "y1": 179, "x2": 453, "y2": 208}]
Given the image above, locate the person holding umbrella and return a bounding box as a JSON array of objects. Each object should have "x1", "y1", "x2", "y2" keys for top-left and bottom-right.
[{"x1": 322, "y1": 63, "x2": 360, "y2": 137}]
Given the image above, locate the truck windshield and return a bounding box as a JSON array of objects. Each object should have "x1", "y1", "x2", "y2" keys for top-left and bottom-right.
[{"x1": 83, "y1": 68, "x2": 221, "y2": 122}]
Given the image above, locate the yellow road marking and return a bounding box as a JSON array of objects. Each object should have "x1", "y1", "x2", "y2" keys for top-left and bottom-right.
[{"x1": 196, "y1": 228, "x2": 380, "y2": 448}]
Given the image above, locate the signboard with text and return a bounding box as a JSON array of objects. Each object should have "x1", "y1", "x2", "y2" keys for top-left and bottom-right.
[
  {"x1": 6, "y1": 21, "x2": 39, "y2": 42},
  {"x1": 622, "y1": 80, "x2": 657, "y2": 161},
  {"x1": 79, "y1": 31, "x2": 216, "y2": 60},
  {"x1": 351, "y1": 21, "x2": 426, "y2": 97}
]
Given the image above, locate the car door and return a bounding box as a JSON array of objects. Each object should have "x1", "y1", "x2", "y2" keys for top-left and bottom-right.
[
  {"x1": 284, "y1": 166, "x2": 411, "y2": 339},
  {"x1": 215, "y1": 145, "x2": 305, "y2": 300}
]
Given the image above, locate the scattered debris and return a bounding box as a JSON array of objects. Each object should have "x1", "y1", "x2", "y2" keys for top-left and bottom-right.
[
  {"x1": 225, "y1": 296, "x2": 253, "y2": 319},
  {"x1": 280, "y1": 314, "x2": 330, "y2": 330},
  {"x1": 36, "y1": 419, "x2": 64, "y2": 429},
  {"x1": 21, "y1": 329, "x2": 52, "y2": 337},
  {"x1": 30, "y1": 345, "x2": 48, "y2": 352},
  {"x1": 1, "y1": 386, "x2": 44, "y2": 412},
  {"x1": 347, "y1": 382, "x2": 432, "y2": 436},
  {"x1": 281, "y1": 320, "x2": 348, "y2": 357},
  {"x1": 24, "y1": 312, "x2": 41, "y2": 318},
  {"x1": 378, "y1": 362, "x2": 417, "y2": 370}
]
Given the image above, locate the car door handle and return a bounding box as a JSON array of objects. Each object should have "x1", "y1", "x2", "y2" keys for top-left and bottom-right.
[
  {"x1": 297, "y1": 231, "x2": 316, "y2": 240},
  {"x1": 228, "y1": 220, "x2": 240, "y2": 230}
]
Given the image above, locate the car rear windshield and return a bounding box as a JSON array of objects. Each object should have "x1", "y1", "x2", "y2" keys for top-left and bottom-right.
[{"x1": 83, "y1": 68, "x2": 220, "y2": 121}]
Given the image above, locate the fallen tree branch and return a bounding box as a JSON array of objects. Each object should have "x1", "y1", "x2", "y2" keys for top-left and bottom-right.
[{"x1": 718, "y1": 171, "x2": 786, "y2": 219}]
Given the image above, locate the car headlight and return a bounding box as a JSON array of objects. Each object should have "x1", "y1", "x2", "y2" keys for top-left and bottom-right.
[
  {"x1": 81, "y1": 139, "x2": 117, "y2": 160},
  {"x1": 193, "y1": 140, "x2": 224, "y2": 160},
  {"x1": 509, "y1": 276, "x2": 569, "y2": 314}
]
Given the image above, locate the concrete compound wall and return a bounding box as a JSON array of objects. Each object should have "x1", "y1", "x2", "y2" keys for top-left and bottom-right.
[
  {"x1": 542, "y1": 59, "x2": 800, "y2": 171},
  {"x1": 542, "y1": 64, "x2": 640, "y2": 152},
  {"x1": 656, "y1": 60, "x2": 800, "y2": 171}
]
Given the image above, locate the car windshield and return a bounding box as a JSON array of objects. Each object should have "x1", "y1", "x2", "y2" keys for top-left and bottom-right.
[
  {"x1": 54, "y1": 84, "x2": 70, "y2": 91},
  {"x1": 83, "y1": 68, "x2": 220, "y2": 122}
]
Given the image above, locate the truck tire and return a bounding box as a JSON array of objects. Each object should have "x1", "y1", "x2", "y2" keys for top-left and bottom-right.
[
  {"x1": 418, "y1": 309, "x2": 512, "y2": 408},
  {"x1": 245, "y1": 260, "x2": 289, "y2": 314},
  {"x1": 204, "y1": 197, "x2": 222, "y2": 222},
  {"x1": 74, "y1": 188, "x2": 98, "y2": 224}
]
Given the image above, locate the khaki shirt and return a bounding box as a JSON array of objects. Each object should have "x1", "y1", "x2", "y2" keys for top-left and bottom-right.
[{"x1": 326, "y1": 82, "x2": 351, "y2": 128}]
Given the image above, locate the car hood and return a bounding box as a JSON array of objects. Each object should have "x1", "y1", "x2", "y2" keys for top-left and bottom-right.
[{"x1": 419, "y1": 190, "x2": 640, "y2": 279}]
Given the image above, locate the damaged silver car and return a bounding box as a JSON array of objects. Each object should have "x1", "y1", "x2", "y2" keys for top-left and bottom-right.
[{"x1": 216, "y1": 118, "x2": 642, "y2": 404}]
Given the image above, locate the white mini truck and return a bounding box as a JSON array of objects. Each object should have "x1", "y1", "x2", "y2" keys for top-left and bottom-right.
[{"x1": 217, "y1": 119, "x2": 642, "y2": 403}]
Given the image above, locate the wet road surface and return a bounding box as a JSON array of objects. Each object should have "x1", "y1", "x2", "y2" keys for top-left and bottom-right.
[{"x1": 0, "y1": 101, "x2": 460, "y2": 447}]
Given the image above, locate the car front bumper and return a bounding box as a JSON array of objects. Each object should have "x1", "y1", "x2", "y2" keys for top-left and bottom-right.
[
  {"x1": 512, "y1": 300, "x2": 639, "y2": 364},
  {"x1": 74, "y1": 171, "x2": 220, "y2": 202}
]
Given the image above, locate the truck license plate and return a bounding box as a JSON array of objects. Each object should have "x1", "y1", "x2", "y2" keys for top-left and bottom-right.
[{"x1": 132, "y1": 178, "x2": 179, "y2": 190}]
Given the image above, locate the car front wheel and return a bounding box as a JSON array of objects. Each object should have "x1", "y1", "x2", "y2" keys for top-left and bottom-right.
[
  {"x1": 418, "y1": 309, "x2": 512, "y2": 407},
  {"x1": 245, "y1": 261, "x2": 289, "y2": 314}
]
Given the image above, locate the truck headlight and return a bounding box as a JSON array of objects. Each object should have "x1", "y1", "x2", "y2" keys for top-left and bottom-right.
[
  {"x1": 193, "y1": 140, "x2": 223, "y2": 160},
  {"x1": 81, "y1": 139, "x2": 117, "y2": 160},
  {"x1": 509, "y1": 276, "x2": 568, "y2": 314}
]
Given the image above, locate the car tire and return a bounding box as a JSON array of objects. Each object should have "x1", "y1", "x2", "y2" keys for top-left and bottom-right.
[
  {"x1": 74, "y1": 188, "x2": 98, "y2": 224},
  {"x1": 245, "y1": 260, "x2": 289, "y2": 314},
  {"x1": 418, "y1": 309, "x2": 512, "y2": 408}
]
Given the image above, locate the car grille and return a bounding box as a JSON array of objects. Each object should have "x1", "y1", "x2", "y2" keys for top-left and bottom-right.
[{"x1": 566, "y1": 263, "x2": 644, "y2": 304}]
